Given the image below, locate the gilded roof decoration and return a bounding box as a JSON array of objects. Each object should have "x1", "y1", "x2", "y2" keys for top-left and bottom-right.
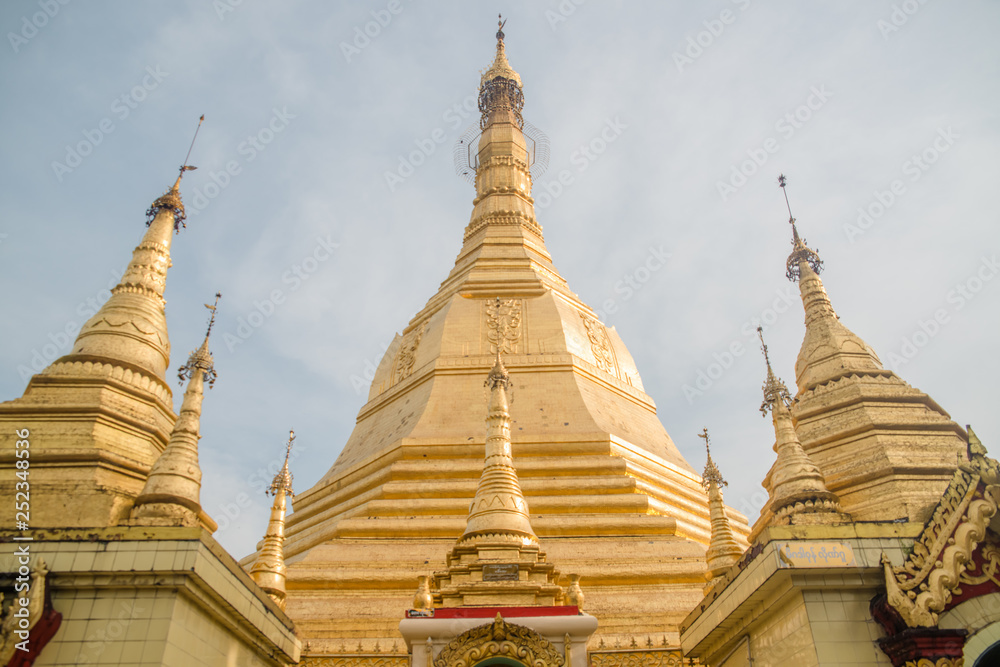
[
  {"x1": 883, "y1": 427, "x2": 1000, "y2": 627},
  {"x1": 433, "y1": 614, "x2": 565, "y2": 667}
]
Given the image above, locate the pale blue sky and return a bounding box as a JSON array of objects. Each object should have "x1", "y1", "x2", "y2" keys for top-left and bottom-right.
[{"x1": 2, "y1": 1, "x2": 998, "y2": 558}]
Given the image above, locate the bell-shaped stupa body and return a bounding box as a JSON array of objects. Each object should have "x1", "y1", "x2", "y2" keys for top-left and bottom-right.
[{"x1": 266, "y1": 28, "x2": 749, "y2": 653}]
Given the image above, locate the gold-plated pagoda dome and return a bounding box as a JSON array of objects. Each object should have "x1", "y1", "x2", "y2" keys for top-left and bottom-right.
[{"x1": 250, "y1": 430, "x2": 296, "y2": 610}]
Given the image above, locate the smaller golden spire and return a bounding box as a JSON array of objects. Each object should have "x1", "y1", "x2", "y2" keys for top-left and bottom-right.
[
  {"x1": 698, "y1": 429, "x2": 743, "y2": 582},
  {"x1": 778, "y1": 174, "x2": 824, "y2": 282},
  {"x1": 431, "y1": 348, "x2": 563, "y2": 606},
  {"x1": 756, "y1": 328, "x2": 844, "y2": 526},
  {"x1": 250, "y1": 430, "x2": 296, "y2": 610},
  {"x1": 461, "y1": 348, "x2": 536, "y2": 542},
  {"x1": 146, "y1": 114, "x2": 204, "y2": 233},
  {"x1": 178, "y1": 291, "x2": 220, "y2": 387},
  {"x1": 130, "y1": 293, "x2": 220, "y2": 528},
  {"x1": 757, "y1": 326, "x2": 791, "y2": 416}
]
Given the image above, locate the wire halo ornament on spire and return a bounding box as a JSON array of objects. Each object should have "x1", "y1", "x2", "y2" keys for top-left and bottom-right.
[
  {"x1": 779, "y1": 174, "x2": 824, "y2": 282},
  {"x1": 757, "y1": 326, "x2": 791, "y2": 416},
  {"x1": 268, "y1": 430, "x2": 295, "y2": 498},
  {"x1": 698, "y1": 428, "x2": 726, "y2": 490},
  {"x1": 454, "y1": 18, "x2": 549, "y2": 185},
  {"x1": 178, "y1": 291, "x2": 220, "y2": 387},
  {"x1": 146, "y1": 115, "x2": 204, "y2": 233}
]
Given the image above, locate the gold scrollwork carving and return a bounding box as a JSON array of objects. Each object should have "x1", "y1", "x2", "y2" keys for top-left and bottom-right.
[
  {"x1": 486, "y1": 298, "x2": 522, "y2": 355},
  {"x1": 883, "y1": 437, "x2": 1000, "y2": 627},
  {"x1": 580, "y1": 314, "x2": 618, "y2": 376},
  {"x1": 903, "y1": 659, "x2": 964, "y2": 667},
  {"x1": 589, "y1": 649, "x2": 684, "y2": 667},
  {"x1": 299, "y1": 657, "x2": 407, "y2": 667},
  {"x1": 394, "y1": 321, "x2": 427, "y2": 384},
  {"x1": 433, "y1": 613, "x2": 564, "y2": 667}
]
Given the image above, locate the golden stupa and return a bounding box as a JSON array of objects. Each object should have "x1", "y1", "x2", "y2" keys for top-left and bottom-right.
[{"x1": 263, "y1": 25, "x2": 750, "y2": 655}]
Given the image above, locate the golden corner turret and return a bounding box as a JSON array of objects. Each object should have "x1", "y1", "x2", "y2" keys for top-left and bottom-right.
[
  {"x1": 250, "y1": 430, "x2": 297, "y2": 610},
  {"x1": 0, "y1": 118, "x2": 208, "y2": 529},
  {"x1": 698, "y1": 429, "x2": 743, "y2": 588},
  {"x1": 130, "y1": 293, "x2": 220, "y2": 531},
  {"x1": 776, "y1": 174, "x2": 967, "y2": 524},
  {"x1": 432, "y1": 348, "x2": 564, "y2": 607}
]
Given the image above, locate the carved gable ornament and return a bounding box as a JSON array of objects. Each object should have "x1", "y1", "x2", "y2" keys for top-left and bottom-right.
[
  {"x1": 882, "y1": 428, "x2": 1000, "y2": 628},
  {"x1": 433, "y1": 613, "x2": 564, "y2": 667}
]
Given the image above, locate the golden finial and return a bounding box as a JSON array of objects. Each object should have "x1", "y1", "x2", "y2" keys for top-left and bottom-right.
[
  {"x1": 497, "y1": 13, "x2": 506, "y2": 42},
  {"x1": 757, "y1": 326, "x2": 791, "y2": 416},
  {"x1": 268, "y1": 430, "x2": 296, "y2": 497},
  {"x1": 698, "y1": 428, "x2": 725, "y2": 489},
  {"x1": 178, "y1": 292, "x2": 220, "y2": 387},
  {"x1": 479, "y1": 17, "x2": 523, "y2": 128},
  {"x1": 147, "y1": 114, "x2": 205, "y2": 233},
  {"x1": 778, "y1": 174, "x2": 823, "y2": 281}
]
